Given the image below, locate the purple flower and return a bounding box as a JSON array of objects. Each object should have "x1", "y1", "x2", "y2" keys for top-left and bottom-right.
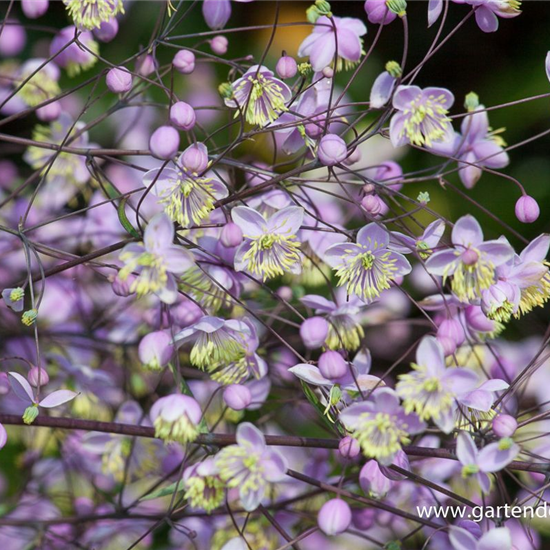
[
  {"x1": 143, "y1": 142, "x2": 228, "y2": 227},
  {"x1": 425, "y1": 214, "x2": 515, "y2": 302},
  {"x1": 215, "y1": 422, "x2": 287, "y2": 511},
  {"x1": 225, "y1": 65, "x2": 292, "y2": 126},
  {"x1": 150, "y1": 393, "x2": 203, "y2": 444},
  {"x1": 390, "y1": 85, "x2": 455, "y2": 147},
  {"x1": 183, "y1": 457, "x2": 224, "y2": 512},
  {"x1": 298, "y1": 16, "x2": 367, "y2": 72},
  {"x1": 466, "y1": 0, "x2": 521, "y2": 33},
  {"x1": 340, "y1": 387, "x2": 425, "y2": 464},
  {"x1": 63, "y1": 0, "x2": 124, "y2": 31},
  {"x1": 365, "y1": 0, "x2": 397, "y2": 25},
  {"x1": 449, "y1": 526, "x2": 513, "y2": 550},
  {"x1": 50, "y1": 26, "x2": 99, "y2": 76},
  {"x1": 390, "y1": 218, "x2": 445, "y2": 259},
  {"x1": 325, "y1": 223, "x2": 412, "y2": 303},
  {"x1": 118, "y1": 213, "x2": 194, "y2": 304},
  {"x1": 455, "y1": 431, "x2": 519, "y2": 493},
  {"x1": 430, "y1": 105, "x2": 509, "y2": 189},
  {"x1": 232, "y1": 205, "x2": 304, "y2": 281}
]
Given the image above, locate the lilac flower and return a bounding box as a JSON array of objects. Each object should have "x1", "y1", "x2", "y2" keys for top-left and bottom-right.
[
  {"x1": 390, "y1": 85, "x2": 455, "y2": 147},
  {"x1": 340, "y1": 387, "x2": 426, "y2": 464},
  {"x1": 63, "y1": 0, "x2": 124, "y2": 31},
  {"x1": 425, "y1": 215, "x2": 515, "y2": 303},
  {"x1": 232, "y1": 205, "x2": 304, "y2": 281},
  {"x1": 2, "y1": 287, "x2": 25, "y2": 312},
  {"x1": 455, "y1": 431, "x2": 519, "y2": 493},
  {"x1": 118, "y1": 213, "x2": 194, "y2": 304},
  {"x1": 8, "y1": 371, "x2": 78, "y2": 424},
  {"x1": 396, "y1": 336, "x2": 479, "y2": 433},
  {"x1": 449, "y1": 526, "x2": 513, "y2": 550},
  {"x1": 215, "y1": 422, "x2": 287, "y2": 511},
  {"x1": 390, "y1": 219, "x2": 445, "y2": 259},
  {"x1": 183, "y1": 457, "x2": 224, "y2": 513},
  {"x1": 298, "y1": 16, "x2": 367, "y2": 72},
  {"x1": 15, "y1": 59, "x2": 60, "y2": 107},
  {"x1": 173, "y1": 315, "x2": 252, "y2": 371},
  {"x1": 50, "y1": 26, "x2": 99, "y2": 77},
  {"x1": 430, "y1": 105, "x2": 509, "y2": 189},
  {"x1": 225, "y1": 65, "x2": 291, "y2": 126},
  {"x1": 143, "y1": 143, "x2": 228, "y2": 228},
  {"x1": 466, "y1": 0, "x2": 521, "y2": 33},
  {"x1": 325, "y1": 223, "x2": 412, "y2": 303},
  {"x1": 300, "y1": 291, "x2": 367, "y2": 350},
  {"x1": 150, "y1": 393, "x2": 203, "y2": 444}
]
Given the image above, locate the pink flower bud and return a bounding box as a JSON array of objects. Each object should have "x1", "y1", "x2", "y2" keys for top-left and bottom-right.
[
  {"x1": 173, "y1": 50, "x2": 195, "y2": 74},
  {"x1": 22, "y1": 0, "x2": 49, "y2": 19},
  {"x1": 318, "y1": 499, "x2": 352, "y2": 535},
  {"x1": 36, "y1": 101, "x2": 61, "y2": 122},
  {"x1": 170, "y1": 101, "x2": 196, "y2": 131},
  {"x1": 515, "y1": 195, "x2": 540, "y2": 223},
  {"x1": 360, "y1": 460, "x2": 393, "y2": 498},
  {"x1": 343, "y1": 147, "x2": 361, "y2": 166},
  {"x1": 93, "y1": 18, "x2": 119, "y2": 43},
  {"x1": 437, "y1": 318, "x2": 465, "y2": 346},
  {"x1": 276, "y1": 55, "x2": 297, "y2": 79},
  {"x1": 106, "y1": 67, "x2": 132, "y2": 93},
  {"x1": 149, "y1": 126, "x2": 180, "y2": 159},
  {"x1": 317, "y1": 134, "x2": 348, "y2": 167},
  {"x1": 374, "y1": 160, "x2": 403, "y2": 190},
  {"x1": 300, "y1": 317, "x2": 329, "y2": 349},
  {"x1": 202, "y1": 0, "x2": 231, "y2": 30},
  {"x1": 322, "y1": 66, "x2": 334, "y2": 79},
  {"x1": 220, "y1": 222, "x2": 243, "y2": 247},
  {"x1": 338, "y1": 436, "x2": 360, "y2": 459},
  {"x1": 438, "y1": 336, "x2": 457, "y2": 356},
  {"x1": 465, "y1": 305, "x2": 495, "y2": 333},
  {"x1": 223, "y1": 384, "x2": 252, "y2": 410},
  {"x1": 277, "y1": 286, "x2": 293, "y2": 301},
  {"x1": 28, "y1": 367, "x2": 49, "y2": 387},
  {"x1": 364, "y1": 0, "x2": 397, "y2": 25},
  {"x1": 305, "y1": 114, "x2": 325, "y2": 139},
  {"x1": 493, "y1": 414, "x2": 517, "y2": 438},
  {"x1": 352, "y1": 508, "x2": 375, "y2": 530},
  {"x1": 361, "y1": 194, "x2": 383, "y2": 216},
  {"x1": 210, "y1": 35, "x2": 228, "y2": 55},
  {"x1": 137, "y1": 54, "x2": 157, "y2": 76},
  {"x1": 111, "y1": 272, "x2": 136, "y2": 297},
  {"x1": 0, "y1": 21, "x2": 26, "y2": 56},
  {"x1": 318, "y1": 350, "x2": 347, "y2": 380},
  {"x1": 181, "y1": 143, "x2": 208, "y2": 172},
  {"x1": 138, "y1": 331, "x2": 174, "y2": 371},
  {"x1": 461, "y1": 248, "x2": 479, "y2": 266}
]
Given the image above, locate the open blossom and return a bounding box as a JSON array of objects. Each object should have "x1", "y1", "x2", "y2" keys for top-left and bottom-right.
[
  {"x1": 340, "y1": 387, "x2": 425, "y2": 465},
  {"x1": 143, "y1": 143, "x2": 228, "y2": 228},
  {"x1": 63, "y1": 0, "x2": 125, "y2": 31},
  {"x1": 390, "y1": 85, "x2": 455, "y2": 147},
  {"x1": 390, "y1": 219, "x2": 445, "y2": 259},
  {"x1": 297, "y1": 16, "x2": 367, "y2": 72},
  {"x1": 118, "y1": 213, "x2": 194, "y2": 304},
  {"x1": 455, "y1": 431, "x2": 519, "y2": 493},
  {"x1": 325, "y1": 223, "x2": 412, "y2": 303},
  {"x1": 183, "y1": 457, "x2": 225, "y2": 513},
  {"x1": 232, "y1": 206, "x2": 304, "y2": 281},
  {"x1": 466, "y1": 0, "x2": 521, "y2": 33},
  {"x1": 430, "y1": 104, "x2": 509, "y2": 189},
  {"x1": 215, "y1": 423, "x2": 287, "y2": 511},
  {"x1": 150, "y1": 393, "x2": 202, "y2": 444},
  {"x1": 225, "y1": 65, "x2": 291, "y2": 126},
  {"x1": 50, "y1": 26, "x2": 99, "y2": 77},
  {"x1": 396, "y1": 336, "x2": 479, "y2": 433},
  {"x1": 16, "y1": 59, "x2": 60, "y2": 107},
  {"x1": 425, "y1": 215, "x2": 515, "y2": 303},
  {"x1": 173, "y1": 315, "x2": 251, "y2": 370}
]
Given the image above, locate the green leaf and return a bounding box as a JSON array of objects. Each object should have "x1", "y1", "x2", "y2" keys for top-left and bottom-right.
[
  {"x1": 141, "y1": 480, "x2": 183, "y2": 501},
  {"x1": 117, "y1": 197, "x2": 141, "y2": 239}
]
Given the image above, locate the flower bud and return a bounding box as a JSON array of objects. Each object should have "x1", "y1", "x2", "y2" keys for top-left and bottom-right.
[
  {"x1": 364, "y1": 0, "x2": 397, "y2": 25},
  {"x1": 106, "y1": 67, "x2": 132, "y2": 93},
  {"x1": 0, "y1": 160, "x2": 18, "y2": 189},
  {"x1": 464, "y1": 91, "x2": 479, "y2": 112},
  {"x1": 170, "y1": 101, "x2": 196, "y2": 131},
  {"x1": 359, "y1": 460, "x2": 393, "y2": 498},
  {"x1": 0, "y1": 21, "x2": 26, "y2": 56},
  {"x1": 375, "y1": 160, "x2": 403, "y2": 190},
  {"x1": 277, "y1": 286, "x2": 293, "y2": 301},
  {"x1": 137, "y1": 54, "x2": 157, "y2": 76},
  {"x1": 386, "y1": 0, "x2": 407, "y2": 17},
  {"x1": 437, "y1": 336, "x2": 456, "y2": 356},
  {"x1": 202, "y1": 0, "x2": 231, "y2": 29},
  {"x1": 220, "y1": 222, "x2": 243, "y2": 248},
  {"x1": 338, "y1": 436, "x2": 360, "y2": 459},
  {"x1": 317, "y1": 134, "x2": 348, "y2": 167},
  {"x1": 173, "y1": 49, "x2": 195, "y2": 74},
  {"x1": 493, "y1": 414, "x2": 517, "y2": 438},
  {"x1": 22, "y1": 0, "x2": 49, "y2": 19},
  {"x1": 515, "y1": 195, "x2": 540, "y2": 223},
  {"x1": 93, "y1": 18, "x2": 119, "y2": 42},
  {"x1": 437, "y1": 318, "x2": 465, "y2": 346},
  {"x1": 210, "y1": 35, "x2": 228, "y2": 55},
  {"x1": 300, "y1": 317, "x2": 329, "y2": 349},
  {"x1": 317, "y1": 499, "x2": 351, "y2": 536},
  {"x1": 305, "y1": 114, "x2": 325, "y2": 139},
  {"x1": 352, "y1": 508, "x2": 375, "y2": 530},
  {"x1": 36, "y1": 101, "x2": 61, "y2": 122},
  {"x1": 318, "y1": 350, "x2": 347, "y2": 380},
  {"x1": 139, "y1": 331, "x2": 174, "y2": 371},
  {"x1": 28, "y1": 367, "x2": 49, "y2": 387},
  {"x1": 22, "y1": 309, "x2": 38, "y2": 326},
  {"x1": 223, "y1": 384, "x2": 252, "y2": 410},
  {"x1": 111, "y1": 272, "x2": 136, "y2": 297},
  {"x1": 181, "y1": 143, "x2": 209, "y2": 173},
  {"x1": 343, "y1": 147, "x2": 361, "y2": 166},
  {"x1": 322, "y1": 66, "x2": 334, "y2": 79},
  {"x1": 149, "y1": 126, "x2": 180, "y2": 159},
  {"x1": 361, "y1": 194, "x2": 383, "y2": 216},
  {"x1": 276, "y1": 55, "x2": 298, "y2": 79},
  {"x1": 23, "y1": 404, "x2": 39, "y2": 425}
]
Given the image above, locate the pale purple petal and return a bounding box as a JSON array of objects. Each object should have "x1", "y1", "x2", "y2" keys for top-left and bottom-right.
[
  {"x1": 389, "y1": 112, "x2": 408, "y2": 147},
  {"x1": 428, "y1": 0, "x2": 443, "y2": 27},
  {"x1": 519, "y1": 234, "x2": 550, "y2": 263},
  {"x1": 262, "y1": 449, "x2": 288, "y2": 482},
  {"x1": 416, "y1": 336, "x2": 444, "y2": 373},
  {"x1": 231, "y1": 206, "x2": 266, "y2": 238},
  {"x1": 309, "y1": 33, "x2": 336, "y2": 72},
  {"x1": 477, "y1": 441, "x2": 519, "y2": 473},
  {"x1": 268, "y1": 206, "x2": 304, "y2": 235},
  {"x1": 449, "y1": 526, "x2": 479, "y2": 550},
  {"x1": 288, "y1": 364, "x2": 332, "y2": 386},
  {"x1": 452, "y1": 214, "x2": 484, "y2": 247},
  {"x1": 472, "y1": 140, "x2": 509, "y2": 168},
  {"x1": 336, "y1": 28, "x2": 362, "y2": 62},
  {"x1": 478, "y1": 241, "x2": 515, "y2": 267},
  {"x1": 476, "y1": 6, "x2": 499, "y2": 32},
  {"x1": 144, "y1": 213, "x2": 174, "y2": 252},
  {"x1": 300, "y1": 294, "x2": 336, "y2": 313},
  {"x1": 357, "y1": 223, "x2": 390, "y2": 249},
  {"x1": 425, "y1": 250, "x2": 459, "y2": 276},
  {"x1": 8, "y1": 372, "x2": 35, "y2": 403},
  {"x1": 456, "y1": 431, "x2": 478, "y2": 465},
  {"x1": 236, "y1": 422, "x2": 266, "y2": 453},
  {"x1": 392, "y1": 85, "x2": 422, "y2": 111},
  {"x1": 370, "y1": 71, "x2": 396, "y2": 109},
  {"x1": 39, "y1": 389, "x2": 78, "y2": 408},
  {"x1": 478, "y1": 527, "x2": 513, "y2": 550}
]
